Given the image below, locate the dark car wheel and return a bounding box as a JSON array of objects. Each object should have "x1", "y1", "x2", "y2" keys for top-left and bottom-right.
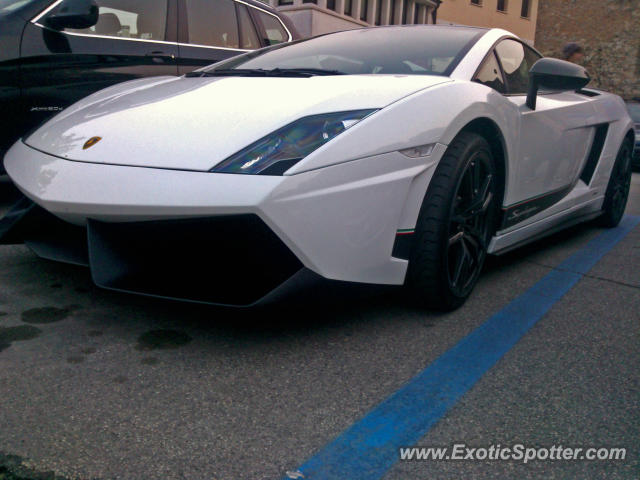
[
  {"x1": 599, "y1": 139, "x2": 633, "y2": 228},
  {"x1": 406, "y1": 132, "x2": 498, "y2": 310}
]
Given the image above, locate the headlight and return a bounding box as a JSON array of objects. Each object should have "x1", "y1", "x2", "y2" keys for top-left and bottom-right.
[{"x1": 211, "y1": 109, "x2": 377, "y2": 175}]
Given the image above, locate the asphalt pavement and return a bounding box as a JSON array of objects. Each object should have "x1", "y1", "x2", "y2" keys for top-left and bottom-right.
[{"x1": 0, "y1": 174, "x2": 639, "y2": 480}]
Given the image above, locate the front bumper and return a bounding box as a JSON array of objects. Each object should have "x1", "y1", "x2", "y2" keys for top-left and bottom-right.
[{"x1": 3, "y1": 140, "x2": 443, "y2": 302}]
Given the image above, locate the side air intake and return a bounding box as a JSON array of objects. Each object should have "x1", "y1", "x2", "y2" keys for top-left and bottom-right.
[{"x1": 580, "y1": 123, "x2": 609, "y2": 185}]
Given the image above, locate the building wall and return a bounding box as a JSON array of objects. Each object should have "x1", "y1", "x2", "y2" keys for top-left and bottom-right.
[
  {"x1": 276, "y1": 4, "x2": 367, "y2": 37},
  {"x1": 535, "y1": 0, "x2": 640, "y2": 101},
  {"x1": 437, "y1": 0, "x2": 539, "y2": 42},
  {"x1": 270, "y1": 0, "x2": 437, "y2": 38}
]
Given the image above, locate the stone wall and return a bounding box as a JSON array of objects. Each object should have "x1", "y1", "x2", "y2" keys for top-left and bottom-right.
[{"x1": 535, "y1": 0, "x2": 640, "y2": 100}]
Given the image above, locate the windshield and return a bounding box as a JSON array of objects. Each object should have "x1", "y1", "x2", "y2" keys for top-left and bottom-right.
[
  {"x1": 628, "y1": 103, "x2": 640, "y2": 122},
  {"x1": 203, "y1": 26, "x2": 485, "y2": 76},
  {"x1": 0, "y1": 0, "x2": 35, "y2": 12}
]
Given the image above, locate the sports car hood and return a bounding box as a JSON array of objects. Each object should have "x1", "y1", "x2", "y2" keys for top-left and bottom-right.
[{"x1": 24, "y1": 74, "x2": 450, "y2": 171}]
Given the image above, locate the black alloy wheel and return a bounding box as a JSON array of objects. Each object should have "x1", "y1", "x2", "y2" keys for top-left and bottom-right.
[
  {"x1": 447, "y1": 151, "x2": 494, "y2": 297},
  {"x1": 406, "y1": 132, "x2": 498, "y2": 310},
  {"x1": 600, "y1": 139, "x2": 633, "y2": 228}
]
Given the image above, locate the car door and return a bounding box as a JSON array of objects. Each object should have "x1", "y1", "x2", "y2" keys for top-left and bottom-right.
[
  {"x1": 0, "y1": 7, "x2": 29, "y2": 157},
  {"x1": 20, "y1": 0, "x2": 179, "y2": 133},
  {"x1": 491, "y1": 39, "x2": 597, "y2": 226},
  {"x1": 177, "y1": 0, "x2": 260, "y2": 75}
]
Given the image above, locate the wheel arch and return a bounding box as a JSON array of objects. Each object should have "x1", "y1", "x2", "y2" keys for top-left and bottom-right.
[{"x1": 452, "y1": 117, "x2": 508, "y2": 232}]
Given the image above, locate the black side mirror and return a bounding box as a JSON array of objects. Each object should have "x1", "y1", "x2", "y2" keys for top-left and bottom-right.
[
  {"x1": 45, "y1": 0, "x2": 99, "y2": 30},
  {"x1": 526, "y1": 57, "x2": 590, "y2": 110}
]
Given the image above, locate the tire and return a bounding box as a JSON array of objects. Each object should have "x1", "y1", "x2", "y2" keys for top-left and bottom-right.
[
  {"x1": 405, "y1": 132, "x2": 498, "y2": 311},
  {"x1": 598, "y1": 139, "x2": 633, "y2": 228}
]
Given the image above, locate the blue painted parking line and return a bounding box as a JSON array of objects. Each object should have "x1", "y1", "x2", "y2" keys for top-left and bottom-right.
[{"x1": 287, "y1": 216, "x2": 640, "y2": 480}]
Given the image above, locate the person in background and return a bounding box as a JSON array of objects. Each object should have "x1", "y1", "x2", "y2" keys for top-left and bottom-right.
[{"x1": 562, "y1": 42, "x2": 585, "y2": 64}]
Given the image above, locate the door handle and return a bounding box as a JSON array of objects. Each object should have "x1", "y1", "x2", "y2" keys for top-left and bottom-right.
[{"x1": 145, "y1": 51, "x2": 176, "y2": 60}]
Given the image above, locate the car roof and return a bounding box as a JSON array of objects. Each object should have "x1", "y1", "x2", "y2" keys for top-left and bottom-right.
[
  {"x1": 302, "y1": 24, "x2": 494, "y2": 43},
  {"x1": 346, "y1": 24, "x2": 490, "y2": 32}
]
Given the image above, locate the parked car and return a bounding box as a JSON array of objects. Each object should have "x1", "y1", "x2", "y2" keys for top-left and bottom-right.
[
  {"x1": 0, "y1": 0, "x2": 298, "y2": 170},
  {"x1": 626, "y1": 101, "x2": 640, "y2": 168},
  {"x1": 1, "y1": 26, "x2": 635, "y2": 310}
]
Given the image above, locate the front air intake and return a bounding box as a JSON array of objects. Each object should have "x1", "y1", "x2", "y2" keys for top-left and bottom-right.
[{"x1": 87, "y1": 215, "x2": 303, "y2": 306}]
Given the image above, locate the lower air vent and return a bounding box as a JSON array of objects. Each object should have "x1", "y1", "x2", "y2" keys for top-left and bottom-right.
[
  {"x1": 87, "y1": 215, "x2": 303, "y2": 306},
  {"x1": 580, "y1": 123, "x2": 609, "y2": 185}
]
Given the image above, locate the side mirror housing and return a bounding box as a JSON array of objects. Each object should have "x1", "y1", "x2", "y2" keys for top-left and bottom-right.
[
  {"x1": 526, "y1": 57, "x2": 590, "y2": 110},
  {"x1": 45, "y1": 0, "x2": 99, "y2": 30}
]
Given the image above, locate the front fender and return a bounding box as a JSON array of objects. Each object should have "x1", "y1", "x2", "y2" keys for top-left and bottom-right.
[
  {"x1": 287, "y1": 80, "x2": 516, "y2": 177},
  {"x1": 287, "y1": 81, "x2": 517, "y2": 235}
]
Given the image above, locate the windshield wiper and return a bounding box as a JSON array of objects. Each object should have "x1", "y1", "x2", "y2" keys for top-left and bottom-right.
[
  {"x1": 185, "y1": 69, "x2": 271, "y2": 77},
  {"x1": 185, "y1": 67, "x2": 346, "y2": 78},
  {"x1": 268, "y1": 68, "x2": 346, "y2": 76}
]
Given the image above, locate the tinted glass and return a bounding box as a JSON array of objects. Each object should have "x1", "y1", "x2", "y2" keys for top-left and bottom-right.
[
  {"x1": 205, "y1": 27, "x2": 484, "y2": 75},
  {"x1": 474, "y1": 51, "x2": 505, "y2": 93},
  {"x1": 254, "y1": 9, "x2": 288, "y2": 45},
  {"x1": 238, "y1": 5, "x2": 260, "y2": 49},
  {"x1": 0, "y1": 0, "x2": 36, "y2": 12},
  {"x1": 186, "y1": 0, "x2": 239, "y2": 48},
  {"x1": 627, "y1": 103, "x2": 640, "y2": 121},
  {"x1": 49, "y1": 0, "x2": 167, "y2": 41},
  {"x1": 495, "y1": 39, "x2": 541, "y2": 94}
]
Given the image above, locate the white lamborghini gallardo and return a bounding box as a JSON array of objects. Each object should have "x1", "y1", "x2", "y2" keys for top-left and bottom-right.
[{"x1": 1, "y1": 26, "x2": 635, "y2": 309}]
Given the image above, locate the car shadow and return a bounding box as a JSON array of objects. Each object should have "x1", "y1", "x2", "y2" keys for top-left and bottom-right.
[
  {"x1": 89, "y1": 225, "x2": 597, "y2": 332},
  {"x1": 5, "y1": 206, "x2": 604, "y2": 342}
]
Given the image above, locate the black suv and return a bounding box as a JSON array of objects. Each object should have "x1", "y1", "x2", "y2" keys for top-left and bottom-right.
[{"x1": 0, "y1": 0, "x2": 298, "y2": 167}]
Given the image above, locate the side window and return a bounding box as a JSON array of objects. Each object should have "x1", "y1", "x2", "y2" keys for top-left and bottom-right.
[
  {"x1": 237, "y1": 4, "x2": 260, "y2": 50},
  {"x1": 473, "y1": 51, "x2": 506, "y2": 93},
  {"x1": 186, "y1": 0, "x2": 239, "y2": 48},
  {"x1": 495, "y1": 39, "x2": 541, "y2": 94},
  {"x1": 47, "y1": 0, "x2": 168, "y2": 41},
  {"x1": 253, "y1": 9, "x2": 288, "y2": 45}
]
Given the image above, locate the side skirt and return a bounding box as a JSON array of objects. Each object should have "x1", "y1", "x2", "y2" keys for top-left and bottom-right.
[{"x1": 489, "y1": 209, "x2": 601, "y2": 255}]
